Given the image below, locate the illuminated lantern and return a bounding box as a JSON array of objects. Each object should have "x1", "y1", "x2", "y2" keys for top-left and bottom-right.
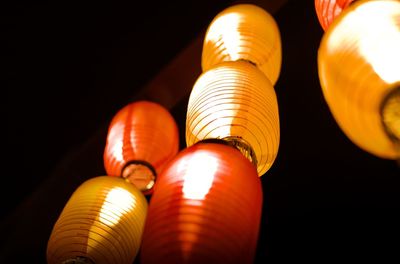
[
  {"x1": 140, "y1": 143, "x2": 263, "y2": 264},
  {"x1": 104, "y1": 101, "x2": 179, "y2": 194},
  {"x1": 318, "y1": 0, "x2": 400, "y2": 159},
  {"x1": 186, "y1": 61, "x2": 280, "y2": 175},
  {"x1": 202, "y1": 4, "x2": 281, "y2": 85},
  {"x1": 314, "y1": 0, "x2": 354, "y2": 31},
  {"x1": 47, "y1": 176, "x2": 148, "y2": 264}
]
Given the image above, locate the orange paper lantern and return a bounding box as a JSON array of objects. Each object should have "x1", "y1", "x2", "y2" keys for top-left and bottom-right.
[
  {"x1": 186, "y1": 61, "x2": 280, "y2": 176},
  {"x1": 202, "y1": 4, "x2": 281, "y2": 85},
  {"x1": 140, "y1": 143, "x2": 263, "y2": 264},
  {"x1": 104, "y1": 101, "x2": 179, "y2": 193},
  {"x1": 314, "y1": 0, "x2": 354, "y2": 31},
  {"x1": 47, "y1": 176, "x2": 148, "y2": 264},
  {"x1": 318, "y1": 0, "x2": 400, "y2": 159}
]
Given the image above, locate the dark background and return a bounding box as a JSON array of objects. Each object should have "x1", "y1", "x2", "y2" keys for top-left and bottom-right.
[{"x1": 3, "y1": 0, "x2": 399, "y2": 262}]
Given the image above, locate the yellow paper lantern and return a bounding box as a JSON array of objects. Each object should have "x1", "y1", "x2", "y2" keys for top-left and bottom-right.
[
  {"x1": 47, "y1": 176, "x2": 148, "y2": 264},
  {"x1": 202, "y1": 4, "x2": 281, "y2": 85},
  {"x1": 186, "y1": 61, "x2": 280, "y2": 176},
  {"x1": 318, "y1": 0, "x2": 400, "y2": 159}
]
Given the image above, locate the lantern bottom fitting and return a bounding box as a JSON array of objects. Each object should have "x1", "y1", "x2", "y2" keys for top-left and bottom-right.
[
  {"x1": 197, "y1": 136, "x2": 258, "y2": 167},
  {"x1": 61, "y1": 257, "x2": 94, "y2": 264},
  {"x1": 381, "y1": 85, "x2": 400, "y2": 146},
  {"x1": 237, "y1": 58, "x2": 257, "y2": 67},
  {"x1": 122, "y1": 160, "x2": 156, "y2": 193}
]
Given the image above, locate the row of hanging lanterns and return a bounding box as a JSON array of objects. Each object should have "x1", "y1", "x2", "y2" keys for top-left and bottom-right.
[
  {"x1": 47, "y1": 101, "x2": 179, "y2": 263},
  {"x1": 47, "y1": 0, "x2": 399, "y2": 263},
  {"x1": 142, "y1": 4, "x2": 281, "y2": 264},
  {"x1": 47, "y1": 3, "x2": 282, "y2": 264}
]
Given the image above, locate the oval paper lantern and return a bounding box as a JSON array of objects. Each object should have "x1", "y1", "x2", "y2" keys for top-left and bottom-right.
[
  {"x1": 47, "y1": 176, "x2": 148, "y2": 264},
  {"x1": 140, "y1": 143, "x2": 263, "y2": 264},
  {"x1": 104, "y1": 101, "x2": 179, "y2": 193},
  {"x1": 202, "y1": 4, "x2": 281, "y2": 85},
  {"x1": 186, "y1": 61, "x2": 280, "y2": 175},
  {"x1": 314, "y1": 0, "x2": 354, "y2": 31},
  {"x1": 318, "y1": 0, "x2": 400, "y2": 159}
]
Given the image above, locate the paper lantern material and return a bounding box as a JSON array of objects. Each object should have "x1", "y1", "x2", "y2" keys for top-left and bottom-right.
[
  {"x1": 314, "y1": 0, "x2": 354, "y2": 31},
  {"x1": 47, "y1": 176, "x2": 148, "y2": 264},
  {"x1": 318, "y1": 0, "x2": 400, "y2": 159},
  {"x1": 202, "y1": 4, "x2": 281, "y2": 85},
  {"x1": 140, "y1": 143, "x2": 263, "y2": 264},
  {"x1": 104, "y1": 101, "x2": 179, "y2": 193},
  {"x1": 186, "y1": 61, "x2": 280, "y2": 176}
]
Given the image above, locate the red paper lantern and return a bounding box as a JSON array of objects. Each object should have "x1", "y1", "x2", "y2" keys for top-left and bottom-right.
[
  {"x1": 140, "y1": 142, "x2": 263, "y2": 264},
  {"x1": 104, "y1": 101, "x2": 179, "y2": 194},
  {"x1": 314, "y1": 0, "x2": 354, "y2": 31}
]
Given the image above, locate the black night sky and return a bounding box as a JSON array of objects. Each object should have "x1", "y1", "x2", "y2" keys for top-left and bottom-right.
[{"x1": 3, "y1": 0, "x2": 399, "y2": 262}]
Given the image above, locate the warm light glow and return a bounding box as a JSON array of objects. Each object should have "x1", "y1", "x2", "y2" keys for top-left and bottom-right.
[
  {"x1": 141, "y1": 143, "x2": 263, "y2": 264},
  {"x1": 108, "y1": 123, "x2": 124, "y2": 162},
  {"x1": 109, "y1": 135, "x2": 124, "y2": 163},
  {"x1": 318, "y1": 0, "x2": 400, "y2": 159},
  {"x1": 47, "y1": 176, "x2": 148, "y2": 264},
  {"x1": 188, "y1": 107, "x2": 239, "y2": 140},
  {"x1": 206, "y1": 13, "x2": 242, "y2": 61},
  {"x1": 99, "y1": 187, "x2": 136, "y2": 226},
  {"x1": 208, "y1": 13, "x2": 240, "y2": 61},
  {"x1": 186, "y1": 61, "x2": 280, "y2": 176},
  {"x1": 326, "y1": 1, "x2": 400, "y2": 84},
  {"x1": 180, "y1": 151, "x2": 218, "y2": 200},
  {"x1": 104, "y1": 100, "x2": 179, "y2": 193},
  {"x1": 202, "y1": 4, "x2": 282, "y2": 85}
]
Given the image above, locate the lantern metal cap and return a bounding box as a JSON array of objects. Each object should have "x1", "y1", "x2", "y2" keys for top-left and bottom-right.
[
  {"x1": 197, "y1": 137, "x2": 258, "y2": 168},
  {"x1": 62, "y1": 257, "x2": 94, "y2": 264},
  {"x1": 381, "y1": 84, "x2": 400, "y2": 162},
  {"x1": 381, "y1": 84, "x2": 400, "y2": 144},
  {"x1": 122, "y1": 160, "x2": 156, "y2": 194}
]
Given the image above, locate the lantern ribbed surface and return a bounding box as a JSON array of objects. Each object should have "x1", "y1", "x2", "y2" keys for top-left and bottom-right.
[
  {"x1": 104, "y1": 101, "x2": 179, "y2": 193},
  {"x1": 202, "y1": 4, "x2": 281, "y2": 85},
  {"x1": 140, "y1": 143, "x2": 263, "y2": 264},
  {"x1": 314, "y1": 0, "x2": 354, "y2": 31},
  {"x1": 318, "y1": 0, "x2": 400, "y2": 159},
  {"x1": 186, "y1": 61, "x2": 280, "y2": 176},
  {"x1": 47, "y1": 176, "x2": 148, "y2": 264}
]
